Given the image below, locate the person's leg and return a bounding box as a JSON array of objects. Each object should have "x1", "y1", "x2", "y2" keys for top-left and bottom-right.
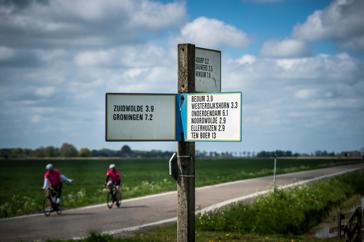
[
  {"x1": 115, "y1": 180, "x2": 121, "y2": 191},
  {"x1": 114, "y1": 181, "x2": 121, "y2": 204},
  {"x1": 54, "y1": 183, "x2": 62, "y2": 204}
]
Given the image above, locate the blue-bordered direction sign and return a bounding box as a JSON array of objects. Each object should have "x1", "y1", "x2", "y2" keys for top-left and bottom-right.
[
  {"x1": 106, "y1": 92, "x2": 242, "y2": 142},
  {"x1": 180, "y1": 92, "x2": 242, "y2": 142},
  {"x1": 106, "y1": 93, "x2": 177, "y2": 141}
]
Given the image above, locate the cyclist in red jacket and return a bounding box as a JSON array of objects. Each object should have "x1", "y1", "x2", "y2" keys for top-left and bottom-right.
[
  {"x1": 42, "y1": 163, "x2": 73, "y2": 204},
  {"x1": 105, "y1": 163, "x2": 121, "y2": 191}
]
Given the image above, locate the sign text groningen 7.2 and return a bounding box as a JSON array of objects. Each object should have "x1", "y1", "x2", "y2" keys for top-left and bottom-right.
[{"x1": 105, "y1": 93, "x2": 176, "y2": 141}]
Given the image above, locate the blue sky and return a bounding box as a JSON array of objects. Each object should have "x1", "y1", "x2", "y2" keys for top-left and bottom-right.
[
  {"x1": 187, "y1": 0, "x2": 334, "y2": 55},
  {"x1": 0, "y1": 0, "x2": 363, "y2": 153}
]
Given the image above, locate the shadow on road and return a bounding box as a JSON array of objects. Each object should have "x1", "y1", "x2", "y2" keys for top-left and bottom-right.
[
  {"x1": 121, "y1": 205, "x2": 148, "y2": 209},
  {"x1": 59, "y1": 212, "x2": 95, "y2": 217}
]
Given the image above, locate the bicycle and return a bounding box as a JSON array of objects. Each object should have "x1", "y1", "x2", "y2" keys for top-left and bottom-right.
[
  {"x1": 106, "y1": 183, "x2": 122, "y2": 209},
  {"x1": 42, "y1": 187, "x2": 62, "y2": 216}
]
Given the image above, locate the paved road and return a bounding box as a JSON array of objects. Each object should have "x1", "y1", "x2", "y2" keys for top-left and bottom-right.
[{"x1": 0, "y1": 163, "x2": 363, "y2": 242}]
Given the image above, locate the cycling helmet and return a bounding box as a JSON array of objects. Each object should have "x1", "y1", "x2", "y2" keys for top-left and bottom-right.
[
  {"x1": 46, "y1": 163, "x2": 53, "y2": 170},
  {"x1": 109, "y1": 163, "x2": 116, "y2": 169}
]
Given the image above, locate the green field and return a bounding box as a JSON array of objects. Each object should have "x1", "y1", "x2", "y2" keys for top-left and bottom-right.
[{"x1": 0, "y1": 157, "x2": 362, "y2": 217}]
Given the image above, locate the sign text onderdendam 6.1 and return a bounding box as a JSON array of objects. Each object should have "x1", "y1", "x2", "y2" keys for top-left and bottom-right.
[{"x1": 185, "y1": 92, "x2": 242, "y2": 141}]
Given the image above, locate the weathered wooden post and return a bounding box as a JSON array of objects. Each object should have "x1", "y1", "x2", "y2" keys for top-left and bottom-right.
[
  {"x1": 177, "y1": 43, "x2": 196, "y2": 242},
  {"x1": 273, "y1": 153, "x2": 277, "y2": 188},
  {"x1": 338, "y1": 213, "x2": 344, "y2": 238}
]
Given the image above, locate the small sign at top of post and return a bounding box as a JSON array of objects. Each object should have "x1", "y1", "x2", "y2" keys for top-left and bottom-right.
[{"x1": 195, "y1": 47, "x2": 221, "y2": 92}]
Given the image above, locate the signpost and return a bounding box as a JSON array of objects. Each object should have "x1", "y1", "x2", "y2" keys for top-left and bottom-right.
[
  {"x1": 105, "y1": 43, "x2": 242, "y2": 242},
  {"x1": 195, "y1": 47, "x2": 221, "y2": 92},
  {"x1": 105, "y1": 93, "x2": 176, "y2": 141}
]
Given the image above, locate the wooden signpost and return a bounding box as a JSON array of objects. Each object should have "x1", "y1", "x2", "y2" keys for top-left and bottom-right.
[{"x1": 105, "y1": 43, "x2": 242, "y2": 242}]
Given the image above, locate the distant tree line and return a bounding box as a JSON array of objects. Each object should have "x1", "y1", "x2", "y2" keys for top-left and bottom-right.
[
  {"x1": 0, "y1": 144, "x2": 363, "y2": 159},
  {"x1": 0, "y1": 143, "x2": 173, "y2": 159},
  {"x1": 0, "y1": 143, "x2": 84, "y2": 159},
  {"x1": 255, "y1": 150, "x2": 362, "y2": 158},
  {"x1": 256, "y1": 150, "x2": 296, "y2": 158}
]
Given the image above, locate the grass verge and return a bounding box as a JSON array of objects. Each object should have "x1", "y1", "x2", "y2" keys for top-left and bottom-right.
[{"x1": 196, "y1": 170, "x2": 364, "y2": 237}]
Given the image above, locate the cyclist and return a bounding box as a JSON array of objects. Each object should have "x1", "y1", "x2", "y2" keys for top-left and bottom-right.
[
  {"x1": 105, "y1": 163, "x2": 121, "y2": 192},
  {"x1": 42, "y1": 163, "x2": 73, "y2": 205}
]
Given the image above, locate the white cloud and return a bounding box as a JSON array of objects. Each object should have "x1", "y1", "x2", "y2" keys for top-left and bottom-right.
[
  {"x1": 130, "y1": 1, "x2": 186, "y2": 30},
  {"x1": 74, "y1": 50, "x2": 114, "y2": 67},
  {"x1": 119, "y1": 44, "x2": 171, "y2": 67},
  {"x1": 294, "y1": 89, "x2": 316, "y2": 99},
  {"x1": 0, "y1": 0, "x2": 186, "y2": 48},
  {"x1": 0, "y1": 46, "x2": 15, "y2": 60},
  {"x1": 293, "y1": 0, "x2": 364, "y2": 51},
  {"x1": 74, "y1": 44, "x2": 173, "y2": 69},
  {"x1": 34, "y1": 86, "x2": 56, "y2": 98},
  {"x1": 36, "y1": 49, "x2": 67, "y2": 62},
  {"x1": 237, "y1": 54, "x2": 256, "y2": 65},
  {"x1": 342, "y1": 34, "x2": 364, "y2": 51},
  {"x1": 293, "y1": 11, "x2": 326, "y2": 40},
  {"x1": 260, "y1": 39, "x2": 311, "y2": 58},
  {"x1": 177, "y1": 17, "x2": 250, "y2": 49},
  {"x1": 123, "y1": 68, "x2": 148, "y2": 80},
  {"x1": 31, "y1": 115, "x2": 41, "y2": 124}
]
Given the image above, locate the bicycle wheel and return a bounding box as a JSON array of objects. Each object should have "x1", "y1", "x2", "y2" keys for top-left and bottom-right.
[
  {"x1": 115, "y1": 190, "x2": 122, "y2": 208},
  {"x1": 106, "y1": 191, "x2": 113, "y2": 209},
  {"x1": 43, "y1": 197, "x2": 52, "y2": 216}
]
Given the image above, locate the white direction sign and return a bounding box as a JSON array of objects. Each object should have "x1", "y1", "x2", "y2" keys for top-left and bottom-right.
[
  {"x1": 106, "y1": 93, "x2": 176, "y2": 141},
  {"x1": 185, "y1": 92, "x2": 242, "y2": 141},
  {"x1": 195, "y1": 47, "x2": 221, "y2": 92}
]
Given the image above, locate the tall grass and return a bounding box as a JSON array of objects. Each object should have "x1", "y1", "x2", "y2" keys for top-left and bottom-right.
[{"x1": 197, "y1": 170, "x2": 364, "y2": 235}]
